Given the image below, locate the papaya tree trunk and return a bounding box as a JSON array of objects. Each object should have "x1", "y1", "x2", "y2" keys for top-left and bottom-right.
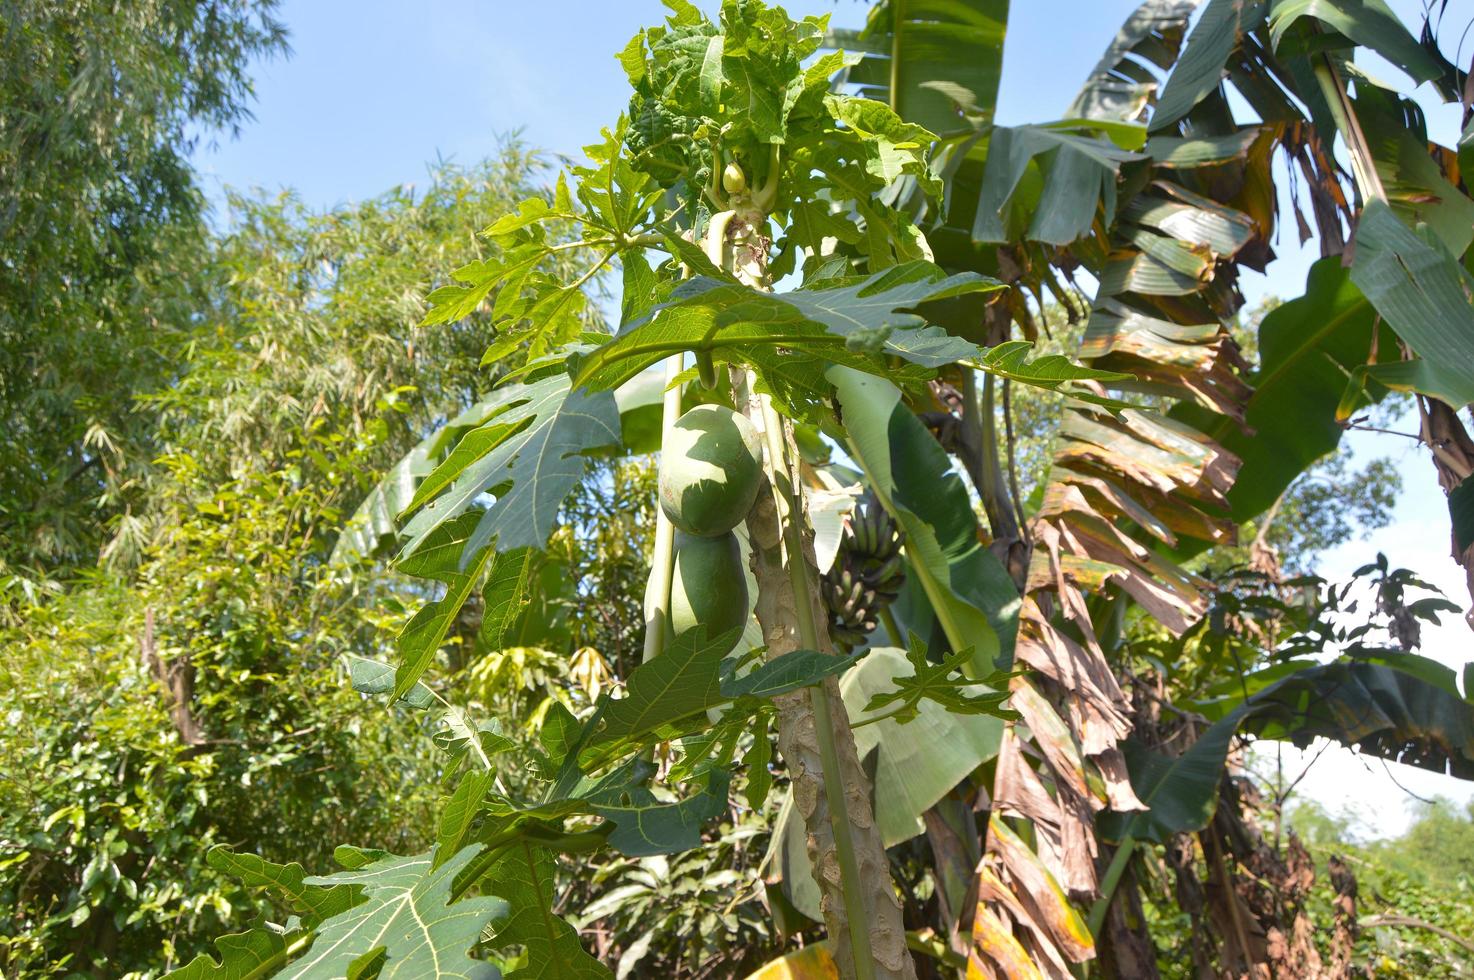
[{"x1": 714, "y1": 196, "x2": 914, "y2": 980}]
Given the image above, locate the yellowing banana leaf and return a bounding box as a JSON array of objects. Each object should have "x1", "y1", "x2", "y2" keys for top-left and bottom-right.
[{"x1": 742, "y1": 943, "x2": 839, "y2": 980}]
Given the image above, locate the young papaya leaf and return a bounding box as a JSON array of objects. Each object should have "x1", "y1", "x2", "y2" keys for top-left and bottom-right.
[
  {"x1": 744, "y1": 714, "x2": 774, "y2": 811},
  {"x1": 280, "y1": 847, "x2": 507, "y2": 980},
  {"x1": 162, "y1": 922, "x2": 304, "y2": 980},
  {"x1": 829, "y1": 365, "x2": 1020, "y2": 676},
  {"x1": 570, "y1": 262, "x2": 1001, "y2": 396},
  {"x1": 482, "y1": 841, "x2": 610, "y2": 979},
  {"x1": 392, "y1": 513, "x2": 496, "y2": 700},
  {"x1": 346, "y1": 656, "x2": 435, "y2": 710},
  {"x1": 433, "y1": 709, "x2": 517, "y2": 767},
  {"x1": 588, "y1": 767, "x2": 732, "y2": 856},
  {"x1": 719, "y1": 647, "x2": 866, "y2": 701},
  {"x1": 398, "y1": 372, "x2": 621, "y2": 565},
  {"x1": 860, "y1": 633, "x2": 1015, "y2": 726}
]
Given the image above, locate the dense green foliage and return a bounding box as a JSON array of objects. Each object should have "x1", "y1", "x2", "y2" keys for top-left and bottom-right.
[
  {"x1": 0, "y1": 0, "x2": 288, "y2": 576},
  {"x1": 0, "y1": 153, "x2": 597, "y2": 977}
]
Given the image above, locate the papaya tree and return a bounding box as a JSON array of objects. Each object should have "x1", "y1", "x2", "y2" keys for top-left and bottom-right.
[{"x1": 175, "y1": 1, "x2": 1474, "y2": 978}]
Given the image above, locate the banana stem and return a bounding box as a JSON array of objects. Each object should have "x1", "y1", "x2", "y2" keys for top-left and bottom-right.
[
  {"x1": 641, "y1": 353, "x2": 685, "y2": 664},
  {"x1": 758, "y1": 393, "x2": 878, "y2": 980}
]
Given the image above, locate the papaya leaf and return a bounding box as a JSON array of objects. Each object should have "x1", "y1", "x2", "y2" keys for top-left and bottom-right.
[
  {"x1": 436, "y1": 772, "x2": 496, "y2": 870},
  {"x1": 974, "y1": 339, "x2": 1133, "y2": 406},
  {"x1": 588, "y1": 767, "x2": 732, "y2": 857},
  {"x1": 206, "y1": 848, "x2": 359, "y2": 927},
  {"x1": 332, "y1": 389, "x2": 523, "y2": 565},
  {"x1": 162, "y1": 923, "x2": 302, "y2": 980},
  {"x1": 579, "y1": 627, "x2": 740, "y2": 764},
  {"x1": 398, "y1": 373, "x2": 622, "y2": 563},
  {"x1": 346, "y1": 656, "x2": 435, "y2": 710},
  {"x1": 829, "y1": 365, "x2": 1020, "y2": 675},
  {"x1": 483, "y1": 841, "x2": 610, "y2": 979},
  {"x1": 479, "y1": 547, "x2": 540, "y2": 650},
  {"x1": 860, "y1": 633, "x2": 1016, "y2": 726},
  {"x1": 720, "y1": 648, "x2": 866, "y2": 701},
  {"x1": 744, "y1": 714, "x2": 774, "y2": 811},
  {"x1": 393, "y1": 514, "x2": 496, "y2": 700},
  {"x1": 570, "y1": 262, "x2": 1002, "y2": 402},
  {"x1": 281, "y1": 847, "x2": 508, "y2": 980}
]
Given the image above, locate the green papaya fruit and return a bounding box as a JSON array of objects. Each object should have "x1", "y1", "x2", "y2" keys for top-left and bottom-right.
[
  {"x1": 659, "y1": 404, "x2": 763, "y2": 537},
  {"x1": 669, "y1": 530, "x2": 748, "y2": 649}
]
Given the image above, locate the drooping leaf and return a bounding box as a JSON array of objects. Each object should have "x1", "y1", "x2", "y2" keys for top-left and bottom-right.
[
  {"x1": 971, "y1": 124, "x2": 1144, "y2": 245},
  {"x1": 1266, "y1": 0, "x2": 1442, "y2": 85},
  {"x1": 744, "y1": 713, "x2": 774, "y2": 811},
  {"x1": 1150, "y1": 0, "x2": 1260, "y2": 132},
  {"x1": 398, "y1": 372, "x2": 622, "y2": 562},
  {"x1": 1348, "y1": 199, "x2": 1474, "y2": 409},
  {"x1": 1097, "y1": 711, "x2": 1241, "y2": 842},
  {"x1": 484, "y1": 842, "x2": 611, "y2": 979},
  {"x1": 280, "y1": 847, "x2": 508, "y2": 980},
  {"x1": 1105, "y1": 655, "x2": 1474, "y2": 843},
  {"x1": 571, "y1": 262, "x2": 1002, "y2": 410},
  {"x1": 1067, "y1": 0, "x2": 1200, "y2": 122},
  {"x1": 589, "y1": 766, "x2": 732, "y2": 857},
  {"x1": 829, "y1": 365, "x2": 1020, "y2": 675},
  {"x1": 829, "y1": 0, "x2": 1009, "y2": 137},
  {"x1": 163, "y1": 924, "x2": 302, "y2": 980},
  {"x1": 393, "y1": 514, "x2": 496, "y2": 700}
]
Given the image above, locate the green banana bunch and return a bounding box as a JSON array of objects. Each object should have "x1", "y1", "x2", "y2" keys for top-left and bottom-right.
[{"x1": 821, "y1": 495, "x2": 905, "y2": 649}]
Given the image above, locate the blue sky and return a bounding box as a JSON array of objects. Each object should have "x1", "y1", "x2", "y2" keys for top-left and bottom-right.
[{"x1": 192, "y1": 0, "x2": 1474, "y2": 832}]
